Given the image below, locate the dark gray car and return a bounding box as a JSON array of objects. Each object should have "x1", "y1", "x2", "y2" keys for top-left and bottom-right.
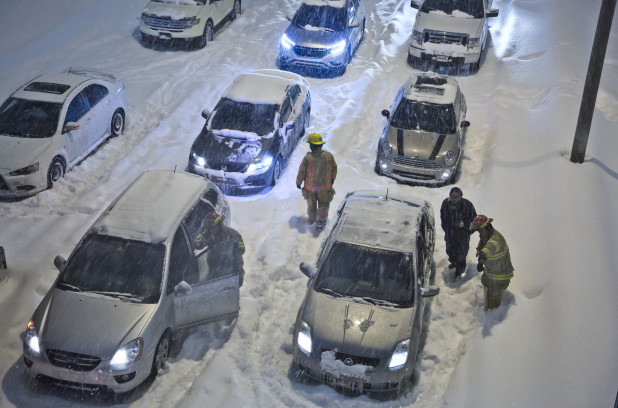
[{"x1": 293, "y1": 190, "x2": 439, "y2": 394}]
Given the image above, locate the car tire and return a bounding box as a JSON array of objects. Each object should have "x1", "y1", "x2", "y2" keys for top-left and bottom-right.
[
  {"x1": 196, "y1": 21, "x2": 213, "y2": 49},
  {"x1": 47, "y1": 157, "x2": 65, "y2": 189},
  {"x1": 111, "y1": 109, "x2": 124, "y2": 137},
  {"x1": 151, "y1": 331, "x2": 171, "y2": 377},
  {"x1": 469, "y1": 58, "x2": 480, "y2": 75},
  {"x1": 271, "y1": 156, "x2": 282, "y2": 186},
  {"x1": 231, "y1": 0, "x2": 241, "y2": 20}
]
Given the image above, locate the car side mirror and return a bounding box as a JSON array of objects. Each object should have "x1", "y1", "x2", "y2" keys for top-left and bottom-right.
[
  {"x1": 410, "y1": 0, "x2": 421, "y2": 9},
  {"x1": 63, "y1": 122, "x2": 79, "y2": 133},
  {"x1": 201, "y1": 108, "x2": 212, "y2": 121},
  {"x1": 381, "y1": 109, "x2": 390, "y2": 119},
  {"x1": 286, "y1": 13, "x2": 293, "y2": 21},
  {"x1": 299, "y1": 262, "x2": 316, "y2": 279},
  {"x1": 53, "y1": 255, "x2": 67, "y2": 272},
  {"x1": 461, "y1": 120, "x2": 470, "y2": 128},
  {"x1": 286, "y1": 122, "x2": 295, "y2": 130},
  {"x1": 486, "y1": 9, "x2": 499, "y2": 17},
  {"x1": 174, "y1": 280, "x2": 192, "y2": 297},
  {"x1": 421, "y1": 286, "x2": 440, "y2": 297}
]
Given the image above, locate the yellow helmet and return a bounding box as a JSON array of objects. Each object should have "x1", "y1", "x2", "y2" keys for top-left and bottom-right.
[{"x1": 307, "y1": 132, "x2": 325, "y2": 145}]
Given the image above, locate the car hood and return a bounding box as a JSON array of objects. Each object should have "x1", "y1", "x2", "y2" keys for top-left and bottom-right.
[
  {"x1": 384, "y1": 126, "x2": 459, "y2": 159},
  {"x1": 285, "y1": 24, "x2": 349, "y2": 49},
  {"x1": 192, "y1": 130, "x2": 272, "y2": 171},
  {"x1": 142, "y1": 2, "x2": 202, "y2": 19},
  {"x1": 416, "y1": 12, "x2": 484, "y2": 38},
  {"x1": 0, "y1": 135, "x2": 51, "y2": 171},
  {"x1": 35, "y1": 288, "x2": 156, "y2": 358},
  {"x1": 303, "y1": 290, "x2": 414, "y2": 357}
]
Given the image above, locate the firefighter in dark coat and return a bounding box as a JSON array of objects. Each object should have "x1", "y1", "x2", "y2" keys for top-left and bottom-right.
[{"x1": 440, "y1": 187, "x2": 477, "y2": 277}]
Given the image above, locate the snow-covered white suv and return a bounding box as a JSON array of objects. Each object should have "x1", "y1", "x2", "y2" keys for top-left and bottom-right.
[
  {"x1": 408, "y1": 0, "x2": 498, "y2": 75},
  {"x1": 140, "y1": 0, "x2": 241, "y2": 49}
]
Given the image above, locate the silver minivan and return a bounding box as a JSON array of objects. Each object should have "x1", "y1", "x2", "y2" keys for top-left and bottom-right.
[
  {"x1": 22, "y1": 170, "x2": 240, "y2": 393},
  {"x1": 375, "y1": 72, "x2": 470, "y2": 186},
  {"x1": 293, "y1": 190, "x2": 439, "y2": 394}
]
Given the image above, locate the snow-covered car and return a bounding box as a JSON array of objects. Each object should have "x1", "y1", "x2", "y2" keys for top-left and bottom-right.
[
  {"x1": 278, "y1": 0, "x2": 366, "y2": 75},
  {"x1": 188, "y1": 69, "x2": 311, "y2": 195},
  {"x1": 375, "y1": 72, "x2": 470, "y2": 186},
  {"x1": 0, "y1": 68, "x2": 127, "y2": 198},
  {"x1": 293, "y1": 190, "x2": 439, "y2": 394},
  {"x1": 408, "y1": 0, "x2": 499, "y2": 75},
  {"x1": 139, "y1": 0, "x2": 241, "y2": 49},
  {"x1": 22, "y1": 170, "x2": 239, "y2": 393}
]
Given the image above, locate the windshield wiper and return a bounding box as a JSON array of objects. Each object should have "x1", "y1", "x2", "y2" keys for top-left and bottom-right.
[
  {"x1": 359, "y1": 296, "x2": 399, "y2": 308},
  {"x1": 318, "y1": 287, "x2": 343, "y2": 298},
  {"x1": 57, "y1": 282, "x2": 83, "y2": 292},
  {"x1": 87, "y1": 290, "x2": 142, "y2": 302}
]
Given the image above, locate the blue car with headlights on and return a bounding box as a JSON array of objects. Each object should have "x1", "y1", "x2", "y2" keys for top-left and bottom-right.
[
  {"x1": 278, "y1": 0, "x2": 366, "y2": 76},
  {"x1": 188, "y1": 69, "x2": 311, "y2": 195}
]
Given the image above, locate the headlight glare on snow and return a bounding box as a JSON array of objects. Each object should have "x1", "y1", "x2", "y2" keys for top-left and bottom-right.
[
  {"x1": 329, "y1": 40, "x2": 346, "y2": 56},
  {"x1": 25, "y1": 320, "x2": 40, "y2": 354},
  {"x1": 111, "y1": 338, "x2": 143, "y2": 368},
  {"x1": 443, "y1": 150, "x2": 456, "y2": 166},
  {"x1": 10, "y1": 162, "x2": 39, "y2": 176},
  {"x1": 297, "y1": 321, "x2": 312, "y2": 355},
  {"x1": 246, "y1": 154, "x2": 273, "y2": 173},
  {"x1": 388, "y1": 339, "x2": 409, "y2": 369},
  {"x1": 281, "y1": 33, "x2": 295, "y2": 50}
]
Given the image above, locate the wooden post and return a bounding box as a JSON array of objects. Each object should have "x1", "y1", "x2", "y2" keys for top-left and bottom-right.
[{"x1": 570, "y1": 0, "x2": 617, "y2": 163}]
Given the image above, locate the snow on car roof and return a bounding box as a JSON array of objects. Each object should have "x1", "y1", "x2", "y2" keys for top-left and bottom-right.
[
  {"x1": 403, "y1": 73, "x2": 459, "y2": 104},
  {"x1": 302, "y1": 0, "x2": 346, "y2": 7},
  {"x1": 91, "y1": 170, "x2": 208, "y2": 244},
  {"x1": 334, "y1": 191, "x2": 426, "y2": 253},
  {"x1": 222, "y1": 70, "x2": 298, "y2": 105}
]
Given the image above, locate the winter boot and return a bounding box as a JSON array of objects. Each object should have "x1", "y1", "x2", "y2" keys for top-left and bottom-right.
[{"x1": 316, "y1": 220, "x2": 326, "y2": 230}]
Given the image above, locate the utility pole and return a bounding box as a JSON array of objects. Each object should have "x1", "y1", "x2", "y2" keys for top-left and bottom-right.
[{"x1": 570, "y1": 0, "x2": 617, "y2": 163}]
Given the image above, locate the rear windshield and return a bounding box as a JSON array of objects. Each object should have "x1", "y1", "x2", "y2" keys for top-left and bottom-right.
[
  {"x1": 391, "y1": 100, "x2": 456, "y2": 134},
  {"x1": 420, "y1": 0, "x2": 485, "y2": 18},
  {"x1": 314, "y1": 242, "x2": 414, "y2": 307},
  {"x1": 0, "y1": 98, "x2": 61, "y2": 138}
]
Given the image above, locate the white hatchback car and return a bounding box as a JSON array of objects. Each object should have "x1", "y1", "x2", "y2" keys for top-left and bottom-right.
[{"x1": 0, "y1": 68, "x2": 128, "y2": 197}]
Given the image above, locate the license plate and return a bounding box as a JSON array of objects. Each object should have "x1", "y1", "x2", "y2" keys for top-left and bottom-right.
[
  {"x1": 158, "y1": 32, "x2": 172, "y2": 40},
  {"x1": 323, "y1": 374, "x2": 363, "y2": 392},
  {"x1": 435, "y1": 55, "x2": 450, "y2": 62}
]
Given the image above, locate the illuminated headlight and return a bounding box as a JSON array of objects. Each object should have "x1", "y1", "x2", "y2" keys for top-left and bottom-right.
[
  {"x1": 443, "y1": 150, "x2": 456, "y2": 166},
  {"x1": 441, "y1": 169, "x2": 453, "y2": 181},
  {"x1": 25, "y1": 320, "x2": 40, "y2": 354},
  {"x1": 191, "y1": 151, "x2": 207, "y2": 167},
  {"x1": 329, "y1": 40, "x2": 346, "y2": 56},
  {"x1": 297, "y1": 321, "x2": 312, "y2": 355},
  {"x1": 412, "y1": 30, "x2": 424, "y2": 44},
  {"x1": 379, "y1": 139, "x2": 394, "y2": 158},
  {"x1": 246, "y1": 154, "x2": 273, "y2": 173},
  {"x1": 111, "y1": 338, "x2": 143, "y2": 368},
  {"x1": 281, "y1": 33, "x2": 295, "y2": 50},
  {"x1": 467, "y1": 38, "x2": 480, "y2": 49},
  {"x1": 10, "y1": 162, "x2": 39, "y2": 176},
  {"x1": 388, "y1": 339, "x2": 409, "y2": 370}
]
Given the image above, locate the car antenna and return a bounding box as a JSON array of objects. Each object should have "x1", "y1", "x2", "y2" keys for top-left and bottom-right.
[{"x1": 385, "y1": 188, "x2": 389, "y2": 200}]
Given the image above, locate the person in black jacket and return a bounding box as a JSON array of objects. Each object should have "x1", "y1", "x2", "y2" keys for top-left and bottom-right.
[{"x1": 440, "y1": 187, "x2": 477, "y2": 278}]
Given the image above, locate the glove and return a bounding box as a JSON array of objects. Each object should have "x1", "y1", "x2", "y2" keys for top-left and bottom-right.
[
  {"x1": 297, "y1": 184, "x2": 302, "y2": 189},
  {"x1": 477, "y1": 262, "x2": 484, "y2": 272}
]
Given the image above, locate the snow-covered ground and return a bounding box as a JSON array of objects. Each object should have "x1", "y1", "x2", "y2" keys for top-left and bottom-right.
[{"x1": 1, "y1": 0, "x2": 617, "y2": 406}]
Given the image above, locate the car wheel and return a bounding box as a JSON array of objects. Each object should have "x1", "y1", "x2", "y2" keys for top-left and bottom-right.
[
  {"x1": 271, "y1": 156, "x2": 282, "y2": 186},
  {"x1": 469, "y1": 58, "x2": 480, "y2": 75},
  {"x1": 151, "y1": 332, "x2": 171, "y2": 377},
  {"x1": 111, "y1": 109, "x2": 124, "y2": 137},
  {"x1": 196, "y1": 21, "x2": 213, "y2": 49},
  {"x1": 47, "y1": 158, "x2": 65, "y2": 189},
  {"x1": 231, "y1": 0, "x2": 241, "y2": 20}
]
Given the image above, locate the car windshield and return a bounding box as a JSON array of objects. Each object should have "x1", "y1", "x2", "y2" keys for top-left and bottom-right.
[
  {"x1": 293, "y1": 4, "x2": 347, "y2": 32},
  {"x1": 420, "y1": 0, "x2": 485, "y2": 18},
  {"x1": 391, "y1": 100, "x2": 456, "y2": 134},
  {"x1": 314, "y1": 242, "x2": 414, "y2": 307},
  {"x1": 210, "y1": 98, "x2": 278, "y2": 136},
  {"x1": 56, "y1": 234, "x2": 165, "y2": 304},
  {"x1": 0, "y1": 98, "x2": 61, "y2": 138},
  {"x1": 151, "y1": 0, "x2": 206, "y2": 5}
]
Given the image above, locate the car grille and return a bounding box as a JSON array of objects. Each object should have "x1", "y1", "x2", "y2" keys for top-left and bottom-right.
[
  {"x1": 293, "y1": 45, "x2": 329, "y2": 58},
  {"x1": 424, "y1": 30, "x2": 468, "y2": 46},
  {"x1": 143, "y1": 15, "x2": 194, "y2": 31},
  {"x1": 393, "y1": 156, "x2": 439, "y2": 169},
  {"x1": 46, "y1": 349, "x2": 101, "y2": 371},
  {"x1": 393, "y1": 170, "x2": 435, "y2": 180},
  {"x1": 323, "y1": 349, "x2": 380, "y2": 368}
]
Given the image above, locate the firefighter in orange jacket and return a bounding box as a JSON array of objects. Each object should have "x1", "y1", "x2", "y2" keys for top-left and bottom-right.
[
  {"x1": 470, "y1": 215, "x2": 514, "y2": 311},
  {"x1": 296, "y1": 133, "x2": 337, "y2": 229}
]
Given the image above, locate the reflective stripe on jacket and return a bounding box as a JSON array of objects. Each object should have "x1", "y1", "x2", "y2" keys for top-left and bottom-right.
[
  {"x1": 296, "y1": 150, "x2": 337, "y2": 191},
  {"x1": 480, "y1": 229, "x2": 514, "y2": 280}
]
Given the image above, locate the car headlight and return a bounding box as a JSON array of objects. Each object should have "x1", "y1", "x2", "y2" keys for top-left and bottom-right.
[
  {"x1": 329, "y1": 40, "x2": 346, "y2": 56},
  {"x1": 388, "y1": 339, "x2": 409, "y2": 370},
  {"x1": 111, "y1": 338, "x2": 143, "y2": 368},
  {"x1": 246, "y1": 154, "x2": 273, "y2": 173},
  {"x1": 25, "y1": 320, "x2": 40, "y2": 354},
  {"x1": 443, "y1": 150, "x2": 456, "y2": 166},
  {"x1": 191, "y1": 151, "x2": 207, "y2": 167},
  {"x1": 9, "y1": 162, "x2": 39, "y2": 176},
  {"x1": 184, "y1": 17, "x2": 200, "y2": 27},
  {"x1": 412, "y1": 29, "x2": 424, "y2": 44},
  {"x1": 467, "y1": 37, "x2": 480, "y2": 49},
  {"x1": 379, "y1": 139, "x2": 394, "y2": 158},
  {"x1": 297, "y1": 321, "x2": 312, "y2": 355},
  {"x1": 281, "y1": 33, "x2": 295, "y2": 50}
]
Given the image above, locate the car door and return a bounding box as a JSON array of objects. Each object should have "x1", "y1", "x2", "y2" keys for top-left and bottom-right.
[
  {"x1": 63, "y1": 91, "x2": 92, "y2": 164},
  {"x1": 82, "y1": 83, "x2": 111, "y2": 148}
]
